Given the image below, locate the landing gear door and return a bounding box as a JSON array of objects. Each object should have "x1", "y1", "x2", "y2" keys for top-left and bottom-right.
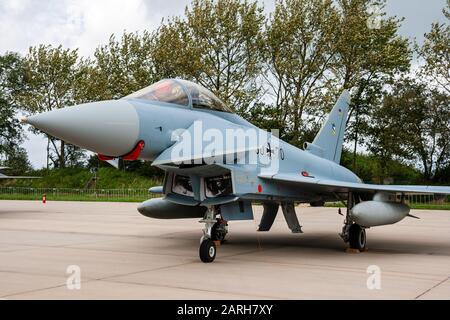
[{"x1": 220, "y1": 201, "x2": 253, "y2": 221}]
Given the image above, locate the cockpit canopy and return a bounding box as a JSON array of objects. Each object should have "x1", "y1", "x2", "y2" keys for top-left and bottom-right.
[{"x1": 124, "y1": 79, "x2": 232, "y2": 113}]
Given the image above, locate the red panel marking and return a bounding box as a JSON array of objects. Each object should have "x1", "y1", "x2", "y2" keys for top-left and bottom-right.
[
  {"x1": 257, "y1": 184, "x2": 263, "y2": 193},
  {"x1": 122, "y1": 140, "x2": 145, "y2": 160},
  {"x1": 98, "y1": 140, "x2": 145, "y2": 162},
  {"x1": 301, "y1": 171, "x2": 309, "y2": 177},
  {"x1": 98, "y1": 154, "x2": 114, "y2": 161}
]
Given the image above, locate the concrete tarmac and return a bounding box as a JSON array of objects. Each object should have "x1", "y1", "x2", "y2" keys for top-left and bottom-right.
[{"x1": 0, "y1": 200, "x2": 449, "y2": 299}]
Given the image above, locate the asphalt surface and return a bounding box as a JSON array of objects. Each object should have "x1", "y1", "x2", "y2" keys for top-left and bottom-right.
[{"x1": 0, "y1": 200, "x2": 449, "y2": 299}]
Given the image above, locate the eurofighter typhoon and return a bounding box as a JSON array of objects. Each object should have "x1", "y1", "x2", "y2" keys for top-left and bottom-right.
[{"x1": 23, "y1": 79, "x2": 450, "y2": 262}]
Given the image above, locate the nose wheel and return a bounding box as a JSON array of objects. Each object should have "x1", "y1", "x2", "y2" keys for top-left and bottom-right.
[
  {"x1": 198, "y1": 207, "x2": 228, "y2": 263},
  {"x1": 199, "y1": 238, "x2": 216, "y2": 263}
]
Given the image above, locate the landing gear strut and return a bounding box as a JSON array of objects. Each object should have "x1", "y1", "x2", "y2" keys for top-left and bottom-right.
[
  {"x1": 199, "y1": 207, "x2": 228, "y2": 263},
  {"x1": 211, "y1": 217, "x2": 228, "y2": 243}
]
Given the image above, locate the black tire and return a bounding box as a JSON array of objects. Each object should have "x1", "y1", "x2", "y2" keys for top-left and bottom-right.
[
  {"x1": 199, "y1": 239, "x2": 216, "y2": 263},
  {"x1": 349, "y1": 224, "x2": 366, "y2": 250},
  {"x1": 211, "y1": 222, "x2": 227, "y2": 242}
]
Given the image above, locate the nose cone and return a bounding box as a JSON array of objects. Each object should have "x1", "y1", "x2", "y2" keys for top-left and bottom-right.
[{"x1": 26, "y1": 100, "x2": 140, "y2": 157}]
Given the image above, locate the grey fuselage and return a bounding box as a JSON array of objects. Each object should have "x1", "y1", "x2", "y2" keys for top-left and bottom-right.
[{"x1": 127, "y1": 98, "x2": 360, "y2": 204}]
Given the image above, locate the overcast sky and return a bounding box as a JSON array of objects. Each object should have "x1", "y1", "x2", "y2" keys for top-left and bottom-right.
[{"x1": 0, "y1": 0, "x2": 447, "y2": 169}]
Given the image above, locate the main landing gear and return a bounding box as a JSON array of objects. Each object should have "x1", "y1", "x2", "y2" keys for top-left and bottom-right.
[
  {"x1": 199, "y1": 207, "x2": 228, "y2": 263},
  {"x1": 341, "y1": 219, "x2": 367, "y2": 250},
  {"x1": 340, "y1": 193, "x2": 367, "y2": 251},
  {"x1": 348, "y1": 224, "x2": 366, "y2": 250}
]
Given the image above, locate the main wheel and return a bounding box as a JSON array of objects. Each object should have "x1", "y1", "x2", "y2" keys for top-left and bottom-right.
[
  {"x1": 349, "y1": 224, "x2": 366, "y2": 250},
  {"x1": 199, "y1": 239, "x2": 216, "y2": 263},
  {"x1": 211, "y1": 221, "x2": 227, "y2": 242}
]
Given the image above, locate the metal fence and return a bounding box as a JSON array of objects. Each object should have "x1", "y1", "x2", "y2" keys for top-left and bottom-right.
[
  {"x1": 0, "y1": 187, "x2": 158, "y2": 201},
  {"x1": 404, "y1": 194, "x2": 449, "y2": 205},
  {"x1": 0, "y1": 187, "x2": 448, "y2": 204}
]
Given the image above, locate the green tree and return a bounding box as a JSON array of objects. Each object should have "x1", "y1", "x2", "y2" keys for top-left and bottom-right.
[
  {"x1": 0, "y1": 147, "x2": 32, "y2": 176},
  {"x1": 334, "y1": 0, "x2": 410, "y2": 168},
  {"x1": 369, "y1": 79, "x2": 450, "y2": 181},
  {"x1": 416, "y1": 0, "x2": 449, "y2": 94},
  {"x1": 88, "y1": 31, "x2": 159, "y2": 100},
  {"x1": 153, "y1": 0, "x2": 265, "y2": 114},
  {"x1": 17, "y1": 45, "x2": 89, "y2": 168},
  {"x1": 263, "y1": 0, "x2": 410, "y2": 150},
  {"x1": 265, "y1": 0, "x2": 340, "y2": 145},
  {"x1": 0, "y1": 53, "x2": 25, "y2": 159}
]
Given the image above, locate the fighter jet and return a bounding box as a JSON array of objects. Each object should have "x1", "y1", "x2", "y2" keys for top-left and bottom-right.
[
  {"x1": 0, "y1": 166, "x2": 39, "y2": 179},
  {"x1": 22, "y1": 79, "x2": 450, "y2": 262}
]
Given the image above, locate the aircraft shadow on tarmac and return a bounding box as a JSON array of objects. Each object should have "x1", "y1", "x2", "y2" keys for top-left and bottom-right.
[
  {"x1": 160, "y1": 230, "x2": 450, "y2": 257},
  {"x1": 0, "y1": 209, "x2": 49, "y2": 215}
]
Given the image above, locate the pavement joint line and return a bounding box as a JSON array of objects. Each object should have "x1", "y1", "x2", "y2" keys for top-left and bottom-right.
[
  {"x1": 220, "y1": 259, "x2": 446, "y2": 281},
  {"x1": 2, "y1": 241, "x2": 449, "y2": 280},
  {"x1": 0, "y1": 268, "x2": 111, "y2": 282},
  {"x1": 96, "y1": 261, "x2": 201, "y2": 282},
  {"x1": 0, "y1": 245, "x2": 45, "y2": 253},
  {"x1": 85, "y1": 260, "x2": 287, "y2": 299},
  {"x1": 0, "y1": 261, "x2": 243, "y2": 298},
  {"x1": 0, "y1": 257, "x2": 444, "y2": 284},
  {"x1": 0, "y1": 278, "x2": 99, "y2": 299},
  {"x1": 101, "y1": 278, "x2": 284, "y2": 300},
  {"x1": 1, "y1": 243, "x2": 444, "y2": 283},
  {"x1": 0, "y1": 227, "x2": 201, "y2": 240},
  {"x1": 75, "y1": 244, "x2": 448, "y2": 282},
  {"x1": 56, "y1": 246, "x2": 206, "y2": 259},
  {"x1": 414, "y1": 275, "x2": 450, "y2": 300}
]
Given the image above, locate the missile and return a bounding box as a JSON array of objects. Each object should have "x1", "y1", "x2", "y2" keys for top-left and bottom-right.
[
  {"x1": 351, "y1": 200, "x2": 410, "y2": 227},
  {"x1": 137, "y1": 198, "x2": 206, "y2": 219}
]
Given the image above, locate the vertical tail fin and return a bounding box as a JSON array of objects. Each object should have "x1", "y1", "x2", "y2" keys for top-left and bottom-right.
[{"x1": 304, "y1": 90, "x2": 350, "y2": 163}]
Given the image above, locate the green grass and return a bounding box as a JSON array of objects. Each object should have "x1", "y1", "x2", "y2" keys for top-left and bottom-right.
[
  {"x1": 0, "y1": 194, "x2": 152, "y2": 202},
  {"x1": 0, "y1": 167, "x2": 162, "y2": 189},
  {"x1": 0, "y1": 167, "x2": 162, "y2": 202},
  {"x1": 324, "y1": 202, "x2": 346, "y2": 208},
  {"x1": 408, "y1": 203, "x2": 450, "y2": 210}
]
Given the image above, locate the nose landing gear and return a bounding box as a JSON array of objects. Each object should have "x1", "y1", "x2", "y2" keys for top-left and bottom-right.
[{"x1": 199, "y1": 207, "x2": 228, "y2": 263}]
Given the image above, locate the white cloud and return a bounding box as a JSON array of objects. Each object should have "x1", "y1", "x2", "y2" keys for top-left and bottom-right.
[
  {"x1": 66, "y1": 0, "x2": 152, "y2": 56},
  {"x1": 0, "y1": 0, "x2": 192, "y2": 56}
]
